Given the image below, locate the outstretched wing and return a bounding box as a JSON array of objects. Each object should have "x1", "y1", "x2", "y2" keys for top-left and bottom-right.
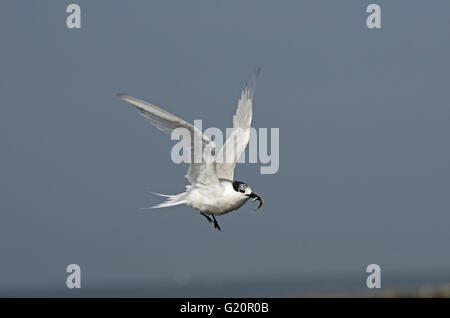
[
  {"x1": 117, "y1": 94, "x2": 219, "y2": 186},
  {"x1": 215, "y1": 68, "x2": 260, "y2": 180}
]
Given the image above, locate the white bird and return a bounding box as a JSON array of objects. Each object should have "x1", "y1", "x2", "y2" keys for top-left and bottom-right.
[{"x1": 117, "y1": 69, "x2": 263, "y2": 231}]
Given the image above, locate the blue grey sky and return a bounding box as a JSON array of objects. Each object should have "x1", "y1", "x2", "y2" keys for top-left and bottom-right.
[{"x1": 1, "y1": 1, "x2": 450, "y2": 295}]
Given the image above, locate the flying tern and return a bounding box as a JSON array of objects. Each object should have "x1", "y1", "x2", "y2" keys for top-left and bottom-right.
[{"x1": 117, "y1": 69, "x2": 263, "y2": 231}]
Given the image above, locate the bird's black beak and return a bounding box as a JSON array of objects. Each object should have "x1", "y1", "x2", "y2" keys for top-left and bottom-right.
[{"x1": 248, "y1": 192, "x2": 263, "y2": 211}]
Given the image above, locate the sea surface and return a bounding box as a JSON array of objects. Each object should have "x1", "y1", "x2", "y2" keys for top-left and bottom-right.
[{"x1": 2, "y1": 271, "x2": 450, "y2": 297}]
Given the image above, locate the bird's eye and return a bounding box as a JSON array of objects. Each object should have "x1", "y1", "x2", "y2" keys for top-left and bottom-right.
[{"x1": 240, "y1": 190, "x2": 245, "y2": 193}]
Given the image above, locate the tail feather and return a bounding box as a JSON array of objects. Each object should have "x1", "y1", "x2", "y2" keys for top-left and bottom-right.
[{"x1": 145, "y1": 191, "x2": 187, "y2": 209}]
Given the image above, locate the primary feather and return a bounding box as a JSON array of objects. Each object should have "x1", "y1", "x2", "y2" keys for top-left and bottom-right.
[
  {"x1": 215, "y1": 67, "x2": 260, "y2": 180},
  {"x1": 116, "y1": 93, "x2": 219, "y2": 187}
]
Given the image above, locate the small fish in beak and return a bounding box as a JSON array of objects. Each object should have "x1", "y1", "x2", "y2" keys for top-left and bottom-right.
[{"x1": 248, "y1": 192, "x2": 263, "y2": 211}]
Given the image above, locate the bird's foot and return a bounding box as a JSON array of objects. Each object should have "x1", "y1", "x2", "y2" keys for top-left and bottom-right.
[
  {"x1": 212, "y1": 215, "x2": 221, "y2": 232},
  {"x1": 200, "y1": 213, "x2": 213, "y2": 223}
]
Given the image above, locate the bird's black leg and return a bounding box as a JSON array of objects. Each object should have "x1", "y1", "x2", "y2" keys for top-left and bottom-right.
[
  {"x1": 212, "y1": 215, "x2": 221, "y2": 231},
  {"x1": 200, "y1": 212, "x2": 213, "y2": 223}
]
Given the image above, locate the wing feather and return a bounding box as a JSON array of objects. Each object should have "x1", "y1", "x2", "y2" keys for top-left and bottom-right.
[
  {"x1": 117, "y1": 93, "x2": 219, "y2": 186},
  {"x1": 215, "y1": 68, "x2": 260, "y2": 180}
]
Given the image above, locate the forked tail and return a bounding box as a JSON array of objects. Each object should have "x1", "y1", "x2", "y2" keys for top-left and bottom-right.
[{"x1": 147, "y1": 191, "x2": 188, "y2": 209}]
